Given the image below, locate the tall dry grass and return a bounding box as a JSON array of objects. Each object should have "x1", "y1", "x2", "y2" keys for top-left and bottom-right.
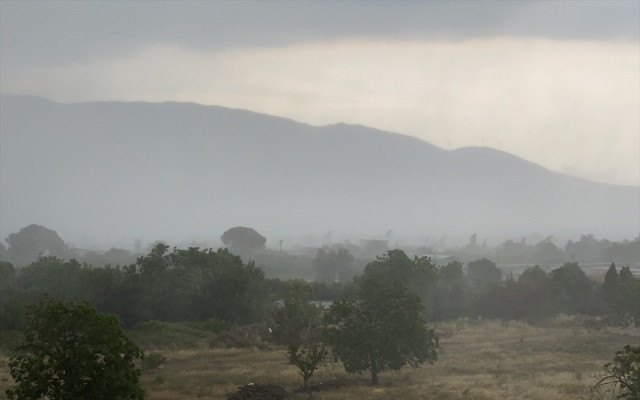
[{"x1": 1, "y1": 316, "x2": 637, "y2": 400}]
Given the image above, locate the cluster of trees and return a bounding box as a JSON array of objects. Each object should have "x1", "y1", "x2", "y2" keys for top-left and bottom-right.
[
  {"x1": 2, "y1": 246, "x2": 639, "y2": 335},
  {"x1": 6, "y1": 295, "x2": 637, "y2": 399},
  {"x1": 0, "y1": 244, "x2": 270, "y2": 330},
  {"x1": 335, "y1": 250, "x2": 640, "y2": 326},
  {"x1": 269, "y1": 275, "x2": 438, "y2": 388},
  {"x1": 496, "y1": 234, "x2": 639, "y2": 266},
  {"x1": 1, "y1": 227, "x2": 639, "y2": 397}
]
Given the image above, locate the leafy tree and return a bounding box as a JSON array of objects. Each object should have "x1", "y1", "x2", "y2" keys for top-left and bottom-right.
[
  {"x1": 603, "y1": 238, "x2": 640, "y2": 267},
  {"x1": 550, "y1": 262, "x2": 599, "y2": 315},
  {"x1": 6, "y1": 224, "x2": 67, "y2": 267},
  {"x1": 268, "y1": 280, "x2": 326, "y2": 391},
  {"x1": 500, "y1": 238, "x2": 531, "y2": 264},
  {"x1": 131, "y1": 244, "x2": 269, "y2": 324},
  {"x1": 0, "y1": 261, "x2": 25, "y2": 330},
  {"x1": 532, "y1": 238, "x2": 564, "y2": 265},
  {"x1": 466, "y1": 258, "x2": 501, "y2": 288},
  {"x1": 434, "y1": 261, "x2": 469, "y2": 320},
  {"x1": 6, "y1": 297, "x2": 144, "y2": 400},
  {"x1": 313, "y1": 246, "x2": 355, "y2": 283},
  {"x1": 588, "y1": 345, "x2": 639, "y2": 400},
  {"x1": 602, "y1": 263, "x2": 621, "y2": 311},
  {"x1": 517, "y1": 265, "x2": 554, "y2": 320},
  {"x1": 617, "y1": 266, "x2": 640, "y2": 327},
  {"x1": 0, "y1": 260, "x2": 15, "y2": 284},
  {"x1": 325, "y1": 273, "x2": 439, "y2": 385},
  {"x1": 221, "y1": 226, "x2": 266, "y2": 253},
  {"x1": 0, "y1": 242, "x2": 9, "y2": 262},
  {"x1": 17, "y1": 257, "x2": 89, "y2": 303},
  {"x1": 363, "y1": 249, "x2": 440, "y2": 319}
]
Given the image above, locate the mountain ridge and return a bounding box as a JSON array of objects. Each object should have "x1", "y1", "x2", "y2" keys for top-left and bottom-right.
[{"x1": 1, "y1": 95, "x2": 638, "y2": 246}]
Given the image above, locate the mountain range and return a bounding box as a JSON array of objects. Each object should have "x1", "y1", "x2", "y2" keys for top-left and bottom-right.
[{"x1": 1, "y1": 95, "x2": 638, "y2": 248}]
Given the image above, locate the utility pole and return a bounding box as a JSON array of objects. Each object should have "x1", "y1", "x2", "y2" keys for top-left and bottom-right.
[{"x1": 277, "y1": 240, "x2": 283, "y2": 254}]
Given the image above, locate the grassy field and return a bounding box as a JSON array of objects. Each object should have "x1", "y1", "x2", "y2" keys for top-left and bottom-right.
[{"x1": 1, "y1": 316, "x2": 638, "y2": 400}]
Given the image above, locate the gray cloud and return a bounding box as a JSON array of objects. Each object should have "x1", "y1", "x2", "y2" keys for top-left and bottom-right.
[{"x1": 2, "y1": 1, "x2": 638, "y2": 69}]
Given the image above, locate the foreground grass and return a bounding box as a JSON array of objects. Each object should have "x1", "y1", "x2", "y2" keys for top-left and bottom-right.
[
  {"x1": 137, "y1": 317, "x2": 638, "y2": 400},
  {"x1": 1, "y1": 317, "x2": 637, "y2": 399}
]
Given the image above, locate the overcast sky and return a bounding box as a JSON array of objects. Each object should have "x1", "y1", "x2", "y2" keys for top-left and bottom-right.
[{"x1": 1, "y1": 1, "x2": 639, "y2": 186}]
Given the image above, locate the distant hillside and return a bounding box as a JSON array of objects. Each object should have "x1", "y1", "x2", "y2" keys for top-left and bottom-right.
[{"x1": 1, "y1": 95, "x2": 638, "y2": 246}]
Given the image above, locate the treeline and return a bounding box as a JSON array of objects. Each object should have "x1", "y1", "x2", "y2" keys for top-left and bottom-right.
[
  {"x1": 355, "y1": 250, "x2": 639, "y2": 325},
  {"x1": 0, "y1": 244, "x2": 270, "y2": 329},
  {"x1": 1, "y1": 245, "x2": 639, "y2": 332}
]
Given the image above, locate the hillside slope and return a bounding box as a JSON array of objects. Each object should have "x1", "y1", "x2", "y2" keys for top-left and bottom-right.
[{"x1": 1, "y1": 95, "x2": 637, "y2": 246}]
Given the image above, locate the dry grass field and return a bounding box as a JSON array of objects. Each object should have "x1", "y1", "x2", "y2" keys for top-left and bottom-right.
[{"x1": 1, "y1": 316, "x2": 638, "y2": 400}]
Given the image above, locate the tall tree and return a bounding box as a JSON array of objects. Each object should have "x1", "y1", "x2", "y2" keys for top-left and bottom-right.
[
  {"x1": 325, "y1": 273, "x2": 438, "y2": 385},
  {"x1": 602, "y1": 263, "x2": 621, "y2": 310},
  {"x1": 6, "y1": 297, "x2": 144, "y2": 400},
  {"x1": 268, "y1": 280, "x2": 326, "y2": 391},
  {"x1": 6, "y1": 224, "x2": 67, "y2": 267},
  {"x1": 221, "y1": 226, "x2": 266, "y2": 253},
  {"x1": 466, "y1": 258, "x2": 501, "y2": 288},
  {"x1": 550, "y1": 262, "x2": 599, "y2": 315},
  {"x1": 363, "y1": 249, "x2": 439, "y2": 319}
]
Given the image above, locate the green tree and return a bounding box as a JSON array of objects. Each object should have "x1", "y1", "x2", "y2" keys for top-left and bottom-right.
[
  {"x1": 617, "y1": 266, "x2": 640, "y2": 327},
  {"x1": 517, "y1": 265, "x2": 554, "y2": 320},
  {"x1": 0, "y1": 261, "x2": 26, "y2": 330},
  {"x1": 550, "y1": 262, "x2": 599, "y2": 314},
  {"x1": 466, "y1": 258, "x2": 501, "y2": 288},
  {"x1": 132, "y1": 244, "x2": 269, "y2": 324},
  {"x1": 434, "y1": 261, "x2": 469, "y2": 320},
  {"x1": 363, "y1": 249, "x2": 439, "y2": 319},
  {"x1": 6, "y1": 297, "x2": 144, "y2": 400},
  {"x1": 313, "y1": 246, "x2": 355, "y2": 283},
  {"x1": 6, "y1": 224, "x2": 67, "y2": 267},
  {"x1": 268, "y1": 280, "x2": 326, "y2": 391},
  {"x1": 602, "y1": 263, "x2": 621, "y2": 310},
  {"x1": 221, "y1": 226, "x2": 266, "y2": 253},
  {"x1": 532, "y1": 238, "x2": 564, "y2": 265},
  {"x1": 325, "y1": 273, "x2": 438, "y2": 385},
  {"x1": 588, "y1": 345, "x2": 640, "y2": 400},
  {"x1": 17, "y1": 257, "x2": 89, "y2": 303},
  {"x1": 0, "y1": 242, "x2": 9, "y2": 262}
]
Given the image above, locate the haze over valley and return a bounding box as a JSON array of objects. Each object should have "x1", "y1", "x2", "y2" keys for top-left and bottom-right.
[{"x1": 1, "y1": 95, "x2": 638, "y2": 250}]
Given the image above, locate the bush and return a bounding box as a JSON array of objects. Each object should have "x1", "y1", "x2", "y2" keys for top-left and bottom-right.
[
  {"x1": 586, "y1": 345, "x2": 640, "y2": 399},
  {"x1": 211, "y1": 323, "x2": 272, "y2": 349},
  {"x1": 142, "y1": 352, "x2": 166, "y2": 371},
  {"x1": 226, "y1": 384, "x2": 289, "y2": 400}
]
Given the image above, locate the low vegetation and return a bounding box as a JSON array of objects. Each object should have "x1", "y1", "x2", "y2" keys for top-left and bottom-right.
[
  {"x1": 2, "y1": 316, "x2": 637, "y2": 399},
  {"x1": 1, "y1": 224, "x2": 638, "y2": 399}
]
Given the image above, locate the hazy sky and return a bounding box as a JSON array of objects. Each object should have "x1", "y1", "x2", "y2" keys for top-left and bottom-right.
[{"x1": 1, "y1": 1, "x2": 639, "y2": 186}]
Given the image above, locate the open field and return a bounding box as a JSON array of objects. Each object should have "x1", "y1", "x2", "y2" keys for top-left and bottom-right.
[{"x1": 1, "y1": 316, "x2": 638, "y2": 400}]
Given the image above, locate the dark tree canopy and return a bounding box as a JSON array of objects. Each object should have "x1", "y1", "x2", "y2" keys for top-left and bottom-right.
[
  {"x1": 550, "y1": 262, "x2": 597, "y2": 314},
  {"x1": 0, "y1": 242, "x2": 9, "y2": 262},
  {"x1": 363, "y1": 249, "x2": 440, "y2": 319},
  {"x1": 313, "y1": 246, "x2": 355, "y2": 283},
  {"x1": 221, "y1": 226, "x2": 267, "y2": 253},
  {"x1": 466, "y1": 258, "x2": 501, "y2": 288},
  {"x1": 6, "y1": 224, "x2": 67, "y2": 267},
  {"x1": 589, "y1": 345, "x2": 640, "y2": 400},
  {"x1": 6, "y1": 297, "x2": 144, "y2": 400},
  {"x1": 325, "y1": 273, "x2": 439, "y2": 385}
]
